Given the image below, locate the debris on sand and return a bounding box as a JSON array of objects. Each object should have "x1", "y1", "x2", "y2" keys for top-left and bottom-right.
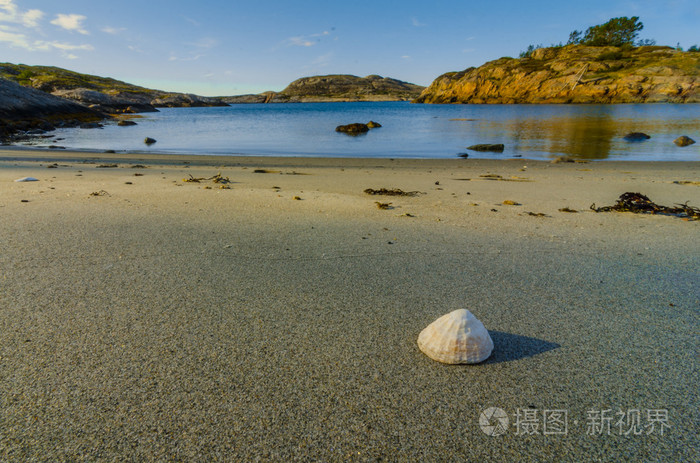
[
  {"x1": 550, "y1": 156, "x2": 589, "y2": 164},
  {"x1": 591, "y1": 192, "x2": 699, "y2": 220},
  {"x1": 89, "y1": 190, "x2": 110, "y2": 197},
  {"x1": 364, "y1": 188, "x2": 421, "y2": 197},
  {"x1": 375, "y1": 201, "x2": 393, "y2": 209},
  {"x1": 673, "y1": 181, "x2": 700, "y2": 186},
  {"x1": 183, "y1": 173, "x2": 232, "y2": 184}
]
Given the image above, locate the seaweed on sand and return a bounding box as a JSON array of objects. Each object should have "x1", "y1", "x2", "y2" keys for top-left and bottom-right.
[
  {"x1": 591, "y1": 192, "x2": 699, "y2": 220},
  {"x1": 183, "y1": 173, "x2": 232, "y2": 184},
  {"x1": 364, "y1": 188, "x2": 421, "y2": 196}
]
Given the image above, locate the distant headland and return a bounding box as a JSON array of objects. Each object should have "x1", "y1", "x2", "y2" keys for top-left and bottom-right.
[{"x1": 221, "y1": 74, "x2": 425, "y2": 103}]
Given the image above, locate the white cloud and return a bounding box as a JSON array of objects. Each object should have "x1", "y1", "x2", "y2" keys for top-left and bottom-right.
[
  {"x1": 0, "y1": 25, "x2": 32, "y2": 49},
  {"x1": 285, "y1": 30, "x2": 332, "y2": 47},
  {"x1": 169, "y1": 52, "x2": 204, "y2": 62},
  {"x1": 0, "y1": 24, "x2": 92, "y2": 57},
  {"x1": 0, "y1": 3, "x2": 92, "y2": 58},
  {"x1": 412, "y1": 17, "x2": 427, "y2": 27},
  {"x1": 288, "y1": 36, "x2": 314, "y2": 47},
  {"x1": 41, "y1": 40, "x2": 94, "y2": 52},
  {"x1": 0, "y1": 0, "x2": 43, "y2": 28},
  {"x1": 21, "y1": 9, "x2": 42, "y2": 27},
  {"x1": 51, "y1": 13, "x2": 89, "y2": 35},
  {"x1": 102, "y1": 25, "x2": 125, "y2": 35}
]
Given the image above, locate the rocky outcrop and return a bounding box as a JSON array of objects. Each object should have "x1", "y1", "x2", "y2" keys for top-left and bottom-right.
[
  {"x1": 0, "y1": 78, "x2": 104, "y2": 139},
  {"x1": 0, "y1": 63, "x2": 228, "y2": 111},
  {"x1": 151, "y1": 93, "x2": 228, "y2": 107},
  {"x1": 414, "y1": 45, "x2": 700, "y2": 104},
  {"x1": 219, "y1": 94, "x2": 269, "y2": 104},
  {"x1": 223, "y1": 75, "x2": 424, "y2": 103},
  {"x1": 51, "y1": 88, "x2": 157, "y2": 113}
]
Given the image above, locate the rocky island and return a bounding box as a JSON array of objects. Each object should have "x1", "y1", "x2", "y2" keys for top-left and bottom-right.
[
  {"x1": 223, "y1": 74, "x2": 424, "y2": 103},
  {"x1": 413, "y1": 45, "x2": 700, "y2": 104}
]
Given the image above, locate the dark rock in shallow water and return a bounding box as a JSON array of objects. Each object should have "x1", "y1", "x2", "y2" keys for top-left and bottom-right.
[
  {"x1": 623, "y1": 132, "x2": 651, "y2": 141},
  {"x1": 80, "y1": 122, "x2": 103, "y2": 129},
  {"x1": 466, "y1": 143, "x2": 505, "y2": 152},
  {"x1": 673, "y1": 135, "x2": 695, "y2": 147},
  {"x1": 336, "y1": 123, "x2": 369, "y2": 135},
  {"x1": 144, "y1": 137, "x2": 156, "y2": 145},
  {"x1": 367, "y1": 121, "x2": 382, "y2": 128},
  {"x1": 118, "y1": 120, "x2": 137, "y2": 126}
]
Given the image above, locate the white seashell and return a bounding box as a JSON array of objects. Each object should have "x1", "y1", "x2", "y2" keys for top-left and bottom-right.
[
  {"x1": 418, "y1": 309, "x2": 493, "y2": 364},
  {"x1": 14, "y1": 177, "x2": 39, "y2": 182}
]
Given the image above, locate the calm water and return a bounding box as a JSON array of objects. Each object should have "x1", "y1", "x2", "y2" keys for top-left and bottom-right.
[{"x1": 25, "y1": 102, "x2": 700, "y2": 161}]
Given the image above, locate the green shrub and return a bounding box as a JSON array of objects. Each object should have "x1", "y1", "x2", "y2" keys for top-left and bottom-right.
[
  {"x1": 16, "y1": 69, "x2": 36, "y2": 85},
  {"x1": 597, "y1": 51, "x2": 624, "y2": 61}
]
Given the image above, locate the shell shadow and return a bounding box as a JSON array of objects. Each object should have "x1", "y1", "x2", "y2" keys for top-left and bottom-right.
[{"x1": 484, "y1": 331, "x2": 560, "y2": 364}]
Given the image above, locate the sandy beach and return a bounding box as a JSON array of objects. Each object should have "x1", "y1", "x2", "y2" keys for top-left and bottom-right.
[{"x1": 1, "y1": 149, "x2": 698, "y2": 461}]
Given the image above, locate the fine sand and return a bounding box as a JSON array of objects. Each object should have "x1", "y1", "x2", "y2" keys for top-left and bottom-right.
[{"x1": 1, "y1": 149, "x2": 698, "y2": 461}]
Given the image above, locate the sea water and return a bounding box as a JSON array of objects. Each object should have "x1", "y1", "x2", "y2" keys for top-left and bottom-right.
[{"x1": 22, "y1": 102, "x2": 700, "y2": 161}]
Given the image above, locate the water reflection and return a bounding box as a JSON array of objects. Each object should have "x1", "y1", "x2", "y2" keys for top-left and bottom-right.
[
  {"x1": 462, "y1": 104, "x2": 699, "y2": 161},
  {"x1": 507, "y1": 111, "x2": 618, "y2": 160}
]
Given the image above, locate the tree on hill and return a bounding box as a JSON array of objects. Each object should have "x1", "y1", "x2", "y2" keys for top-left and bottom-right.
[{"x1": 567, "y1": 16, "x2": 644, "y2": 47}]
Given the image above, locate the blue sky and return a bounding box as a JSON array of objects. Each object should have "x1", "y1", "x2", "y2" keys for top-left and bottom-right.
[{"x1": 1, "y1": 0, "x2": 698, "y2": 96}]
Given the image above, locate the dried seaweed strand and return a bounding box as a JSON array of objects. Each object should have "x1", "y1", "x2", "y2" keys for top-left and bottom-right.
[
  {"x1": 183, "y1": 172, "x2": 232, "y2": 184},
  {"x1": 364, "y1": 188, "x2": 421, "y2": 197},
  {"x1": 591, "y1": 192, "x2": 700, "y2": 220}
]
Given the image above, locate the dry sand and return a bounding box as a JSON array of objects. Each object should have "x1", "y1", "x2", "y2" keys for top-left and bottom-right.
[{"x1": 1, "y1": 149, "x2": 698, "y2": 461}]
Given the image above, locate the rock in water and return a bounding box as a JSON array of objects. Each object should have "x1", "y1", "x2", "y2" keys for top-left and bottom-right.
[
  {"x1": 335, "y1": 123, "x2": 369, "y2": 135},
  {"x1": 417, "y1": 309, "x2": 494, "y2": 364},
  {"x1": 467, "y1": 144, "x2": 505, "y2": 152},
  {"x1": 118, "y1": 120, "x2": 137, "y2": 126},
  {"x1": 144, "y1": 137, "x2": 156, "y2": 145},
  {"x1": 674, "y1": 135, "x2": 696, "y2": 147},
  {"x1": 367, "y1": 121, "x2": 382, "y2": 128},
  {"x1": 623, "y1": 132, "x2": 651, "y2": 141}
]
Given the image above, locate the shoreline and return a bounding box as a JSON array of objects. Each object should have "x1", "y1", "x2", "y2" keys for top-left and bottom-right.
[
  {"x1": 1, "y1": 149, "x2": 698, "y2": 460},
  {"x1": 2, "y1": 145, "x2": 699, "y2": 168}
]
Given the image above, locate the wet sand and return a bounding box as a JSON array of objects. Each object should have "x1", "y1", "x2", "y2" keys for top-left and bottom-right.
[{"x1": 1, "y1": 149, "x2": 698, "y2": 461}]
